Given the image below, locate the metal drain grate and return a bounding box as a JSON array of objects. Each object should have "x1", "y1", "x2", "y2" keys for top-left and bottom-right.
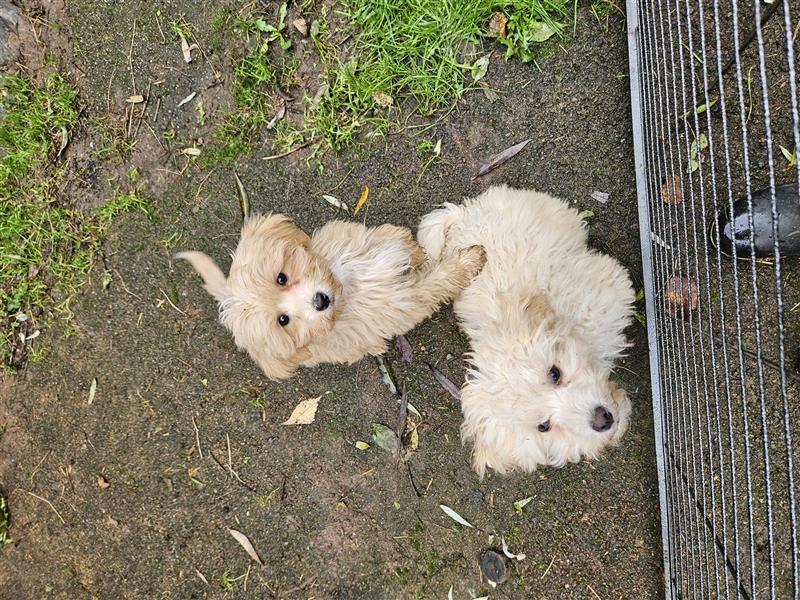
[{"x1": 626, "y1": 0, "x2": 800, "y2": 597}]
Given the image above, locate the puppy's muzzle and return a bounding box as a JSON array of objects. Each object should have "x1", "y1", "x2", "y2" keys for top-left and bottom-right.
[
  {"x1": 313, "y1": 292, "x2": 331, "y2": 311},
  {"x1": 591, "y1": 406, "x2": 614, "y2": 432}
]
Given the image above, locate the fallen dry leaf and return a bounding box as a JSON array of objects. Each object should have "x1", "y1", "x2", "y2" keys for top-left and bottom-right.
[
  {"x1": 88, "y1": 377, "x2": 97, "y2": 406},
  {"x1": 488, "y1": 11, "x2": 508, "y2": 37},
  {"x1": 195, "y1": 569, "x2": 209, "y2": 585},
  {"x1": 234, "y1": 171, "x2": 250, "y2": 220},
  {"x1": 439, "y1": 504, "x2": 473, "y2": 528},
  {"x1": 266, "y1": 100, "x2": 286, "y2": 130},
  {"x1": 355, "y1": 441, "x2": 370, "y2": 450},
  {"x1": 181, "y1": 147, "x2": 202, "y2": 157},
  {"x1": 97, "y1": 475, "x2": 110, "y2": 489},
  {"x1": 372, "y1": 91, "x2": 393, "y2": 108},
  {"x1": 513, "y1": 496, "x2": 533, "y2": 513},
  {"x1": 661, "y1": 175, "x2": 683, "y2": 204},
  {"x1": 354, "y1": 185, "x2": 370, "y2": 215},
  {"x1": 229, "y1": 528, "x2": 264, "y2": 566},
  {"x1": 372, "y1": 423, "x2": 400, "y2": 454},
  {"x1": 126, "y1": 95, "x2": 144, "y2": 104},
  {"x1": 474, "y1": 138, "x2": 531, "y2": 178},
  {"x1": 501, "y1": 536, "x2": 526, "y2": 561},
  {"x1": 665, "y1": 275, "x2": 699, "y2": 318},
  {"x1": 282, "y1": 396, "x2": 321, "y2": 425},
  {"x1": 56, "y1": 126, "x2": 69, "y2": 157},
  {"x1": 292, "y1": 17, "x2": 308, "y2": 36},
  {"x1": 429, "y1": 364, "x2": 461, "y2": 401},
  {"x1": 377, "y1": 356, "x2": 398, "y2": 395},
  {"x1": 177, "y1": 91, "x2": 197, "y2": 108},
  {"x1": 395, "y1": 335, "x2": 414, "y2": 362},
  {"x1": 179, "y1": 32, "x2": 199, "y2": 63},
  {"x1": 322, "y1": 194, "x2": 349, "y2": 212}
]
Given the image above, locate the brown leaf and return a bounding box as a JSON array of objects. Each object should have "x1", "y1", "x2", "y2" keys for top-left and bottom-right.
[
  {"x1": 395, "y1": 335, "x2": 414, "y2": 362},
  {"x1": 395, "y1": 385, "x2": 408, "y2": 441},
  {"x1": 473, "y1": 139, "x2": 531, "y2": 178},
  {"x1": 372, "y1": 91, "x2": 393, "y2": 108},
  {"x1": 292, "y1": 17, "x2": 308, "y2": 36},
  {"x1": 282, "y1": 396, "x2": 321, "y2": 425},
  {"x1": 428, "y1": 364, "x2": 462, "y2": 401},
  {"x1": 97, "y1": 475, "x2": 110, "y2": 489},
  {"x1": 664, "y1": 276, "x2": 698, "y2": 318},
  {"x1": 488, "y1": 12, "x2": 508, "y2": 38},
  {"x1": 661, "y1": 175, "x2": 683, "y2": 204},
  {"x1": 229, "y1": 528, "x2": 265, "y2": 566}
]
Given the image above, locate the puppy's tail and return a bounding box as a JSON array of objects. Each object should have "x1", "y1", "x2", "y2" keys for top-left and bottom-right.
[
  {"x1": 175, "y1": 251, "x2": 228, "y2": 301},
  {"x1": 416, "y1": 202, "x2": 463, "y2": 260}
]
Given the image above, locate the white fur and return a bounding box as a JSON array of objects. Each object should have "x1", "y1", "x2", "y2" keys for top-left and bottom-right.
[{"x1": 418, "y1": 185, "x2": 635, "y2": 477}]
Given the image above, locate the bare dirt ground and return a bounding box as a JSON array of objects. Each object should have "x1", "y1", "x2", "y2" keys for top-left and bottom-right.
[{"x1": 0, "y1": 1, "x2": 663, "y2": 598}]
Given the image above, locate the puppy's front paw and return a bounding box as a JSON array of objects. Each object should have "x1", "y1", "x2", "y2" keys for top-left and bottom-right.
[{"x1": 458, "y1": 245, "x2": 487, "y2": 280}]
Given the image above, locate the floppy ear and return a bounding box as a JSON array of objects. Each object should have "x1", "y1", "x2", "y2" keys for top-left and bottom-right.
[
  {"x1": 520, "y1": 293, "x2": 554, "y2": 329},
  {"x1": 248, "y1": 344, "x2": 300, "y2": 381},
  {"x1": 460, "y1": 384, "x2": 516, "y2": 479},
  {"x1": 175, "y1": 251, "x2": 228, "y2": 302}
]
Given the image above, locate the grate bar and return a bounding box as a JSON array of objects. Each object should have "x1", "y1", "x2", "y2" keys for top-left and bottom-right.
[{"x1": 627, "y1": 0, "x2": 800, "y2": 597}]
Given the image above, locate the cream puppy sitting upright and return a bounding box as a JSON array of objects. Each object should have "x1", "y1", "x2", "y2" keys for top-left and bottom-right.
[
  {"x1": 177, "y1": 214, "x2": 485, "y2": 380},
  {"x1": 418, "y1": 185, "x2": 635, "y2": 477}
]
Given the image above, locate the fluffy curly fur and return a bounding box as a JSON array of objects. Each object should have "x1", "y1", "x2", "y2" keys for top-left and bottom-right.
[
  {"x1": 418, "y1": 185, "x2": 635, "y2": 477},
  {"x1": 177, "y1": 214, "x2": 485, "y2": 380}
]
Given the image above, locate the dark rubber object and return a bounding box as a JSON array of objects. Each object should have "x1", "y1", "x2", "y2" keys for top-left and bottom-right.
[
  {"x1": 480, "y1": 550, "x2": 508, "y2": 586},
  {"x1": 717, "y1": 183, "x2": 800, "y2": 258}
]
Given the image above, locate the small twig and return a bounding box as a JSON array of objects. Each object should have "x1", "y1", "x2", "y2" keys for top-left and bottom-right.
[
  {"x1": 18, "y1": 490, "x2": 65, "y2": 524},
  {"x1": 540, "y1": 555, "x2": 556, "y2": 580},
  {"x1": 262, "y1": 141, "x2": 312, "y2": 161},
  {"x1": 194, "y1": 168, "x2": 216, "y2": 200},
  {"x1": 226, "y1": 434, "x2": 256, "y2": 492},
  {"x1": 29, "y1": 451, "x2": 51, "y2": 483},
  {"x1": 406, "y1": 462, "x2": 422, "y2": 498},
  {"x1": 192, "y1": 416, "x2": 203, "y2": 459},
  {"x1": 133, "y1": 80, "x2": 151, "y2": 139},
  {"x1": 208, "y1": 450, "x2": 228, "y2": 476},
  {"x1": 112, "y1": 268, "x2": 143, "y2": 301},
  {"x1": 243, "y1": 564, "x2": 251, "y2": 592},
  {"x1": 106, "y1": 66, "x2": 117, "y2": 113},
  {"x1": 154, "y1": 11, "x2": 166, "y2": 43},
  {"x1": 159, "y1": 288, "x2": 187, "y2": 315},
  {"x1": 323, "y1": 167, "x2": 355, "y2": 195},
  {"x1": 587, "y1": 584, "x2": 603, "y2": 600},
  {"x1": 279, "y1": 576, "x2": 317, "y2": 597},
  {"x1": 143, "y1": 120, "x2": 168, "y2": 153}
]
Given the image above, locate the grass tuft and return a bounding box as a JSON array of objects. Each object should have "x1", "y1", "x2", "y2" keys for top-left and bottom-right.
[
  {"x1": 203, "y1": 0, "x2": 569, "y2": 159},
  {"x1": 0, "y1": 73, "x2": 151, "y2": 370}
]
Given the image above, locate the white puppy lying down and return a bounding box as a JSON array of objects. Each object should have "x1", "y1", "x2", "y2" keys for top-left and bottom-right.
[{"x1": 418, "y1": 185, "x2": 635, "y2": 477}]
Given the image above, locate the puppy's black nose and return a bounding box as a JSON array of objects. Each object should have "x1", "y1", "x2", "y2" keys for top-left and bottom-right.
[
  {"x1": 313, "y1": 292, "x2": 331, "y2": 311},
  {"x1": 591, "y1": 406, "x2": 614, "y2": 432}
]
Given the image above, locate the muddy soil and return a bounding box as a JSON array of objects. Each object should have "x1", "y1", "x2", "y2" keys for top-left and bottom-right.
[{"x1": 0, "y1": 1, "x2": 662, "y2": 598}]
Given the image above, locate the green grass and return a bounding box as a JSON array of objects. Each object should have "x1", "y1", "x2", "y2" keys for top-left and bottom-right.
[
  {"x1": 308, "y1": 0, "x2": 570, "y2": 150},
  {"x1": 0, "y1": 72, "x2": 152, "y2": 370},
  {"x1": 203, "y1": 0, "x2": 568, "y2": 161}
]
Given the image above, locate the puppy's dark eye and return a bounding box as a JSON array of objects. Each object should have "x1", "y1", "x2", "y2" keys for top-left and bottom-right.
[
  {"x1": 538, "y1": 420, "x2": 551, "y2": 433},
  {"x1": 278, "y1": 314, "x2": 290, "y2": 326},
  {"x1": 276, "y1": 272, "x2": 288, "y2": 286},
  {"x1": 548, "y1": 365, "x2": 561, "y2": 385}
]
